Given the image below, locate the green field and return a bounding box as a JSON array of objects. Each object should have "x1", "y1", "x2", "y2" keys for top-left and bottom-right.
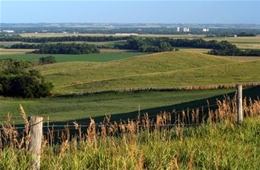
[
  {"x1": 0, "y1": 52, "x2": 144, "y2": 63},
  {"x1": 1, "y1": 50, "x2": 260, "y2": 125},
  {"x1": 33, "y1": 51, "x2": 260, "y2": 94},
  {"x1": 0, "y1": 88, "x2": 238, "y2": 124}
]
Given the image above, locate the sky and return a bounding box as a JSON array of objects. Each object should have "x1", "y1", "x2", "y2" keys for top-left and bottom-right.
[{"x1": 1, "y1": 0, "x2": 260, "y2": 24}]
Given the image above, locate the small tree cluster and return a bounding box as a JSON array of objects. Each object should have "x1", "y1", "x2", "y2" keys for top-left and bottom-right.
[
  {"x1": 0, "y1": 59, "x2": 53, "y2": 98},
  {"x1": 208, "y1": 40, "x2": 260, "y2": 56},
  {"x1": 38, "y1": 56, "x2": 56, "y2": 65}
]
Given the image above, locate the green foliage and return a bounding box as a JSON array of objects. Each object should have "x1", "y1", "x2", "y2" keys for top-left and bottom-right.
[
  {"x1": 237, "y1": 32, "x2": 256, "y2": 37},
  {"x1": 208, "y1": 40, "x2": 260, "y2": 56},
  {"x1": 32, "y1": 43, "x2": 100, "y2": 54},
  {"x1": 0, "y1": 59, "x2": 53, "y2": 98},
  {"x1": 116, "y1": 37, "x2": 260, "y2": 56},
  {"x1": 38, "y1": 56, "x2": 56, "y2": 65},
  {"x1": 0, "y1": 58, "x2": 33, "y2": 75},
  {"x1": 10, "y1": 43, "x2": 40, "y2": 49}
]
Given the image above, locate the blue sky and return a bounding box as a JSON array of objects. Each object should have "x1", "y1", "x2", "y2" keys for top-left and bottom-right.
[{"x1": 1, "y1": 1, "x2": 260, "y2": 24}]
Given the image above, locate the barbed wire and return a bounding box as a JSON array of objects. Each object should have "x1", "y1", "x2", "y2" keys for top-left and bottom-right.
[{"x1": 0, "y1": 101, "x2": 226, "y2": 132}]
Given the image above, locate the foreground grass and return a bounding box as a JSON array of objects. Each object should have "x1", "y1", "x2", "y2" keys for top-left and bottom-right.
[
  {"x1": 1, "y1": 90, "x2": 260, "y2": 169},
  {"x1": 1, "y1": 116, "x2": 260, "y2": 169}
]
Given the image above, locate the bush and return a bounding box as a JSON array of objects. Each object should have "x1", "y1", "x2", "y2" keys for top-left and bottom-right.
[
  {"x1": 0, "y1": 59, "x2": 53, "y2": 98},
  {"x1": 38, "y1": 56, "x2": 56, "y2": 65}
]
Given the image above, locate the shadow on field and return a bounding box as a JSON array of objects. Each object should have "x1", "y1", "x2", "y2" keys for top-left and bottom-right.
[
  {"x1": 48, "y1": 85, "x2": 260, "y2": 126},
  {"x1": 10, "y1": 85, "x2": 259, "y2": 145}
]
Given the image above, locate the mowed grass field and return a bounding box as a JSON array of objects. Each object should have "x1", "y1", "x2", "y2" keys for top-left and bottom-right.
[
  {"x1": 0, "y1": 89, "x2": 237, "y2": 124},
  {"x1": 33, "y1": 51, "x2": 260, "y2": 94},
  {"x1": 0, "y1": 50, "x2": 144, "y2": 63}
]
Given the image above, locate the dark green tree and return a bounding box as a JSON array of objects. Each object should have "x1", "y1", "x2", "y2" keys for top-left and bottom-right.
[{"x1": 0, "y1": 59, "x2": 53, "y2": 98}]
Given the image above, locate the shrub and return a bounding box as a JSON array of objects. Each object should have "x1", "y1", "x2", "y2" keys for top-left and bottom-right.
[
  {"x1": 38, "y1": 56, "x2": 56, "y2": 65},
  {"x1": 0, "y1": 59, "x2": 53, "y2": 98}
]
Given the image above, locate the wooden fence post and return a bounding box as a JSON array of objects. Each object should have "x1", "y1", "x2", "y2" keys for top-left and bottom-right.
[
  {"x1": 29, "y1": 116, "x2": 43, "y2": 170},
  {"x1": 236, "y1": 84, "x2": 243, "y2": 123}
]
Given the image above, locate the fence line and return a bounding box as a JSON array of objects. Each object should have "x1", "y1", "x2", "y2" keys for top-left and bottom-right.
[{"x1": 0, "y1": 103, "x2": 219, "y2": 131}]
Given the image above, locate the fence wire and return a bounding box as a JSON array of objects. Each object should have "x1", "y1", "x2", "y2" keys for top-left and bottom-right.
[{"x1": 0, "y1": 102, "x2": 219, "y2": 132}]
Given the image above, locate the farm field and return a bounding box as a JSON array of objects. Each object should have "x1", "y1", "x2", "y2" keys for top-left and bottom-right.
[
  {"x1": 0, "y1": 51, "x2": 144, "y2": 63},
  {"x1": 0, "y1": 48, "x2": 34, "y2": 55},
  {"x1": 0, "y1": 41, "x2": 38, "y2": 48},
  {"x1": 0, "y1": 88, "x2": 240, "y2": 124},
  {"x1": 33, "y1": 51, "x2": 260, "y2": 94}
]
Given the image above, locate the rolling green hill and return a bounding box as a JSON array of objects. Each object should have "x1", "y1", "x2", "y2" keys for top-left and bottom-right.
[
  {"x1": 35, "y1": 51, "x2": 259, "y2": 94},
  {"x1": 1, "y1": 51, "x2": 260, "y2": 124}
]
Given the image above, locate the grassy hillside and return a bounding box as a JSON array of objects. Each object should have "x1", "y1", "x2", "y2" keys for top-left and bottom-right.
[
  {"x1": 35, "y1": 51, "x2": 260, "y2": 94},
  {"x1": 1, "y1": 51, "x2": 260, "y2": 124}
]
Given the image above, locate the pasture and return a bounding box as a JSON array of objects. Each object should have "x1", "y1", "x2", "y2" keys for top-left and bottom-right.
[
  {"x1": 0, "y1": 51, "x2": 144, "y2": 63},
  {"x1": 0, "y1": 88, "x2": 237, "y2": 124},
  {"x1": 34, "y1": 51, "x2": 260, "y2": 94}
]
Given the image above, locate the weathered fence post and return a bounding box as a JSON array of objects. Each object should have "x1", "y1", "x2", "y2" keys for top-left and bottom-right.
[
  {"x1": 236, "y1": 84, "x2": 243, "y2": 123},
  {"x1": 29, "y1": 116, "x2": 43, "y2": 170}
]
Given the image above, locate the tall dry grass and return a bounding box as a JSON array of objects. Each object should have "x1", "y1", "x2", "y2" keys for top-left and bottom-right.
[{"x1": 1, "y1": 96, "x2": 260, "y2": 169}]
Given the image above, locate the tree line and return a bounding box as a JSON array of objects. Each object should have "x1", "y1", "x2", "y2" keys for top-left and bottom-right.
[
  {"x1": 5, "y1": 36, "x2": 260, "y2": 56},
  {"x1": 116, "y1": 37, "x2": 260, "y2": 56},
  {"x1": 208, "y1": 41, "x2": 260, "y2": 56},
  {"x1": 115, "y1": 37, "x2": 223, "y2": 52},
  {"x1": 0, "y1": 35, "x2": 129, "y2": 43},
  {"x1": 30, "y1": 43, "x2": 100, "y2": 54},
  {"x1": 0, "y1": 59, "x2": 53, "y2": 98}
]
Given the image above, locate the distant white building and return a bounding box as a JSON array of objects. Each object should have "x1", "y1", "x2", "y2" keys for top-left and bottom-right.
[
  {"x1": 183, "y1": 28, "x2": 190, "y2": 32},
  {"x1": 176, "y1": 27, "x2": 180, "y2": 32},
  {"x1": 202, "y1": 28, "x2": 209, "y2": 32},
  {"x1": 3, "y1": 30, "x2": 14, "y2": 33}
]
